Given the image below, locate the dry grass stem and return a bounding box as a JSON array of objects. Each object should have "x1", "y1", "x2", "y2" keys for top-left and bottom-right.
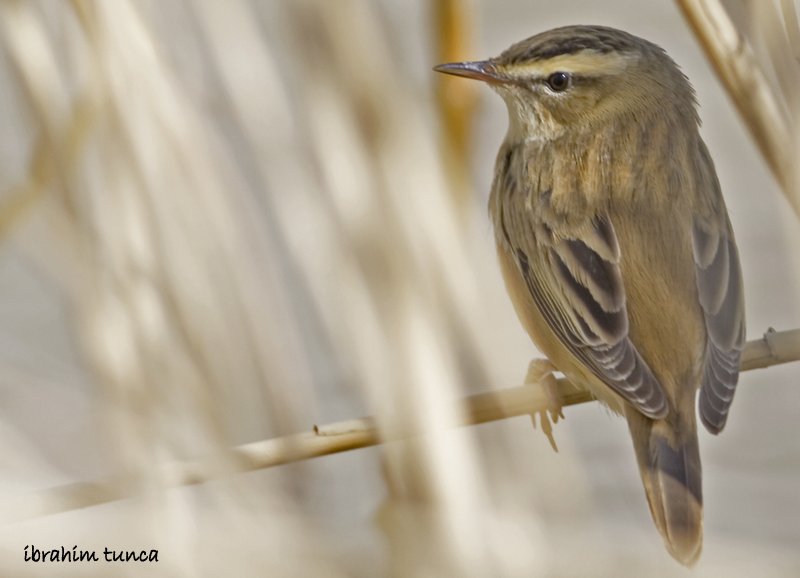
[
  {"x1": 434, "y1": 0, "x2": 480, "y2": 213},
  {"x1": 676, "y1": 0, "x2": 800, "y2": 217},
  {"x1": 5, "y1": 327, "x2": 798, "y2": 523}
]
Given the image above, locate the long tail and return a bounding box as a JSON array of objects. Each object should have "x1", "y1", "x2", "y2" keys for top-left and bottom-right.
[{"x1": 626, "y1": 409, "x2": 703, "y2": 566}]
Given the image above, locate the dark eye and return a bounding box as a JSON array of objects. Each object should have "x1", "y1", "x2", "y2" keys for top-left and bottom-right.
[{"x1": 546, "y1": 71, "x2": 571, "y2": 92}]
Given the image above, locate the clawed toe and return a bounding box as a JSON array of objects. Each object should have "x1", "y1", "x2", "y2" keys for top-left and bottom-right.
[{"x1": 524, "y1": 358, "x2": 565, "y2": 452}]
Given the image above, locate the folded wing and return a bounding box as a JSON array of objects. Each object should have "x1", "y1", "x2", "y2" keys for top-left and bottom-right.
[{"x1": 512, "y1": 215, "x2": 668, "y2": 419}]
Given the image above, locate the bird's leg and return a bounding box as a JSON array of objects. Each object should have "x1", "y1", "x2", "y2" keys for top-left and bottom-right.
[{"x1": 525, "y1": 358, "x2": 565, "y2": 452}]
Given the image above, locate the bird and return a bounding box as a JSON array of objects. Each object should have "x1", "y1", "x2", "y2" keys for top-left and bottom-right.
[{"x1": 434, "y1": 25, "x2": 745, "y2": 566}]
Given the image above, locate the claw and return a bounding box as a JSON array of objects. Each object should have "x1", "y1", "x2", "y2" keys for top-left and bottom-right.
[
  {"x1": 530, "y1": 411, "x2": 559, "y2": 452},
  {"x1": 525, "y1": 358, "x2": 564, "y2": 452}
]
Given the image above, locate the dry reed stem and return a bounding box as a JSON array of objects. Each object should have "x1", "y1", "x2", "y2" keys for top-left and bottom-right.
[
  {"x1": 782, "y1": 0, "x2": 800, "y2": 62},
  {"x1": 676, "y1": 0, "x2": 800, "y2": 217},
  {"x1": 6, "y1": 327, "x2": 799, "y2": 523},
  {"x1": 433, "y1": 0, "x2": 479, "y2": 214}
]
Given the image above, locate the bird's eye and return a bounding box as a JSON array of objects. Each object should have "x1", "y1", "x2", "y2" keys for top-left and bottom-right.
[{"x1": 546, "y1": 71, "x2": 572, "y2": 92}]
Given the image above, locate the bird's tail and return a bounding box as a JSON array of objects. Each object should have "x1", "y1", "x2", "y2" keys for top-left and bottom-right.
[{"x1": 626, "y1": 409, "x2": 703, "y2": 566}]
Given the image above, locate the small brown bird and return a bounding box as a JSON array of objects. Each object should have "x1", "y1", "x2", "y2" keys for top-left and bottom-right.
[{"x1": 435, "y1": 25, "x2": 745, "y2": 565}]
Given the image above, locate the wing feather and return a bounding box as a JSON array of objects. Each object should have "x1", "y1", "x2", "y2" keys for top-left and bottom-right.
[
  {"x1": 693, "y1": 217, "x2": 745, "y2": 434},
  {"x1": 513, "y1": 216, "x2": 668, "y2": 418}
]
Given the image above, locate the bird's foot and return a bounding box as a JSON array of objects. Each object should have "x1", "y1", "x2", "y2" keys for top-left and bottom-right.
[{"x1": 525, "y1": 358, "x2": 565, "y2": 452}]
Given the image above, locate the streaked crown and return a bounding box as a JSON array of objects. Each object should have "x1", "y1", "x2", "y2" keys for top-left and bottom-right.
[{"x1": 498, "y1": 25, "x2": 652, "y2": 64}]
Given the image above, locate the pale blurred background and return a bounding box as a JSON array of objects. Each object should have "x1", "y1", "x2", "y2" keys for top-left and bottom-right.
[{"x1": 0, "y1": 1, "x2": 798, "y2": 577}]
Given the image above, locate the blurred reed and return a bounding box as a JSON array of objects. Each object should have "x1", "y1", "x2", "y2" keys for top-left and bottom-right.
[
  {"x1": 677, "y1": 0, "x2": 800, "y2": 217},
  {"x1": 0, "y1": 0, "x2": 547, "y2": 576},
  {"x1": 433, "y1": 0, "x2": 480, "y2": 216}
]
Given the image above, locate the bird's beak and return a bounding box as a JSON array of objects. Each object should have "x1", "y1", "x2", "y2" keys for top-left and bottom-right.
[{"x1": 433, "y1": 60, "x2": 507, "y2": 84}]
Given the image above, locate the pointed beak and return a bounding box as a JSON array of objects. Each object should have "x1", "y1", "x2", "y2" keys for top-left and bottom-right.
[{"x1": 433, "y1": 60, "x2": 507, "y2": 84}]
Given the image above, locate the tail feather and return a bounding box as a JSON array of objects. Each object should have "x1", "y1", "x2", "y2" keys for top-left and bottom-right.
[{"x1": 627, "y1": 410, "x2": 703, "y2": 566}]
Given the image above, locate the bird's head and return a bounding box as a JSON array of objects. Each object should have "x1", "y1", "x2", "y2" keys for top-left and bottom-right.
[{"x1": 435, "y1": 25, "x2": 697, "y2": 142}]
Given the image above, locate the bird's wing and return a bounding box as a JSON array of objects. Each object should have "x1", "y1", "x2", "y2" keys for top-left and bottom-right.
[
  {"x1": 508, "y1": 213, "x2": 668, "y2": 419},
  {"x1": 692, "y1": 215, "x2": 745, "y2": 434}
]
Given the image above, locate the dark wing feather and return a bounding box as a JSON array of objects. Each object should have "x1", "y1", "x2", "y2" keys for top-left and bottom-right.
[
  {"x1": 514, "y1": 217, "x2": 668, "y2": 419},
  {"x1": 693, "y1": 219, "x2": 746, "y2": 434}
]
